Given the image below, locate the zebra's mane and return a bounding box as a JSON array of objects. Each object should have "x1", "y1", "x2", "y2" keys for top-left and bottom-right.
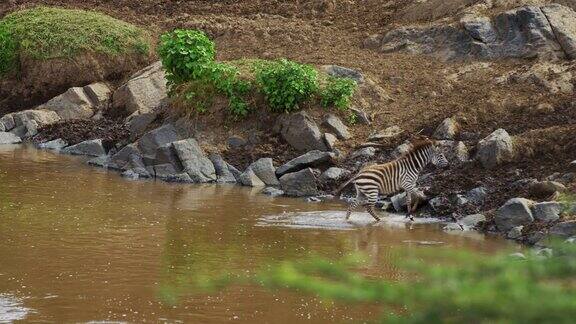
[{"x1": 403, "y1": 139, "x2": 435, "y2": 157}]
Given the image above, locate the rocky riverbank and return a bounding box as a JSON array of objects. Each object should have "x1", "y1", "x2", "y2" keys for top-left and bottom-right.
[{"x1": 1, "y1": 1, "x2": 575, "y2": 247}]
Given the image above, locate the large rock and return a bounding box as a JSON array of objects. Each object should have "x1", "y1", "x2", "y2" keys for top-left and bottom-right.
[
  {"x1": 368, "y1": 5, "x2": 576, "y2": 61},
  {"x1": 37, "y1": 138, "x2": 68, "y2": 151},
  {"x1": 531, "y1": 202, "x2": 562, "y2": 222},
  {"x1": 465, "y1": 187, "x2": 488, "y2": 205},
  {"x1": 319, "y1": 167, "x2": 351, "y2": 184},
  {"x1": 113, "y1": 61, "x2": 168, "y2": 115},
  {"x1": 391, "y1": 190, "x2": 427, "y2": 212},
  {"x1": 109, "y1": 144, "x2": 141, "y2": 170},
  {"x1": 321, "y1": 65, "x2": 364, "y2": 84},
  {"x1": 495, "y1": 198, "x2": 535, "y2": 232},
  {"x1": 433, "y1": 118, "x2": 459, "y2": 140},
  {"x1": 322, "y1": 114, "x2": 351, "y2": 140},
  {"x1": 476, "y1": 129, "x2": 514, "y2": 169},
  {"x1": 83, "y1": 82, "x2": 112, "y2": 109},
  {"x1": 126, "y1": 112, "x2": 157, "y2": 141},
  {"x1": 548, "y1": 221, "x2": 576, "y2": 238},
  {"x1": 0, "y1": 132, "x2": 22, "y2": 144},
  {"x1": 38, "y1": 83, "x2": 110, "y2": 120},
  {"x1": 172, "y1": 138, "x2": 216, "y2": 183},
  {"x1": 262, "y1": 187, "x2": 285, "y2": 197},
  {"x1": 541, "y1": 4, "x2": 576, "y2": 59},
  {"x1": 437, "y1": 140, "x2": 469, "y2": 164},
  {"x1": 62, "y1": 139, "x2": 106, "y2": 157},
  {"x1": 239, "y1": 168, "x2": 266, "y2": 187},
  {"x1": 350, "y1": 147, "x2": 376, "y2": 159},
  {"x1": 280, "y1": 168, "x2": 319, "y2": 197},
  {"x1": 0, "y1": 115, "x2": 15, "y2": 131},
  {"x1": 137, "y1": 124, "x2": 180, "y2": 159},
  {"x1": 209, "y1": 154, "x2": 238, "y2": 184},
  {"x1": 368, "y1": 126, "x2": 403, "y2": 141},
  {"x1": 274, "y1": 111, "x2": 328, "y2": 152},
  {"x1": 529, "y1": 180, "x2": 567, "y2": 197},
  {"x1": 12, "y1": 110, "x2": 60, "y2": 128},
  {"x1": 276, "y1": 150, "x2": 335, "y2": 176},
  {"x1": 248, "y1": 158, "x2": 279, "y2": 186}
]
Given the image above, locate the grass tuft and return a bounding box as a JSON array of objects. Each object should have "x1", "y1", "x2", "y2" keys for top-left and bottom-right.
[{"x1": 0, "y1": 6, "x2": 151, "y2": 76}]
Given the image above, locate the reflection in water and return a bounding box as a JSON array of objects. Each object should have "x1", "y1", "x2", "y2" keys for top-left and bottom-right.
[
  {"x1": 0, "y1": 146, "x2": 512, "y2": 323},
  {"x1": 0, "y1": 294, "x2": 31, "y2": 323}
]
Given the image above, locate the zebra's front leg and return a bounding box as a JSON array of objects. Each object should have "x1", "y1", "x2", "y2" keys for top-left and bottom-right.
[
  {"x1": 405, "y1": 189, "x2": 415, "y2": 222},
  {"x1": 346, "y1": 200, "x2": 360, "y2": 220}
]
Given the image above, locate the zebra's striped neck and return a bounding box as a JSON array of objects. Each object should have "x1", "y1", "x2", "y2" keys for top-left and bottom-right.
[{"x1": 399, "y1": 145, "x2": 432, "y2": 174}]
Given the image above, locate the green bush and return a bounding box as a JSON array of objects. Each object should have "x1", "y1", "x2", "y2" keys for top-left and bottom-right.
[
  {"x1": 199, "y1": 242, "x2": 576, "y2": 323},
  {"x1": 0, "y1": 6, "x2": 151, "y2": 76},
  {"x1": 256, "y1": 59, "x2": 319, "y2": 112},
  {"x1": 320, "y1": 77, "x2": 357, "y2": 110},
  {"x1": 158, "y1": 29, "x2": 216, "y2": 86}
]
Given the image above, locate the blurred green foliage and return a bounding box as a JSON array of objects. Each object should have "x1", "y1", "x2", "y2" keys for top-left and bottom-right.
[{"x1": 198, "y1": 242, "x2": 576, "y2": 323}]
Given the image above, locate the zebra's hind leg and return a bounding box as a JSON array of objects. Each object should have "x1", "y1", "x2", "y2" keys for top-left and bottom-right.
[{"x1": 365, "y1": 204, "x2": 381, "y2": 221}]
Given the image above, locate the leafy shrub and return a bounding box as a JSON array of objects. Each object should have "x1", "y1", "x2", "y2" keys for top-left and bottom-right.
[
  {"x1": 256, "y1": 59, "x2": 318, "y2": 112},
  {"x1": 320, "y1": 77, "x2": 357, "y2": 110},
  {"x1": 158, "y1": 29, "x2": 216, "y2": 87},
  {"x1": 0, "y1": 6, "x2": 151, "y2": 76}
]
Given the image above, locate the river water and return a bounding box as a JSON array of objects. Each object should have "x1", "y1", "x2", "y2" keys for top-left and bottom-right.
[{"x1": 0, "y1": 145, "x2": 511, "y2": 323}]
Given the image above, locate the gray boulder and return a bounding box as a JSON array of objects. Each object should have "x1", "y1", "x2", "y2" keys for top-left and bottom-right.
[
  {"x1": 529, "y1": 180, "x2": 567, "y2": 197},
  {"x1": 460, "y1": 214, "x2": 486, "y2": 228},
  {"x1": 532, "y1": 202, "x2": 562, "y2": 222},
  {"x1": 276, "y1": 150, "x2": 335, "y2": 176},
  {"x1": 12, "y1": 110, "x2": 60, "y2": 128},
  {"x1": 322, "y1": 114, "x2": 351, "y2": 140},
  {"x1": 465, "y1": 187, "x2": 488, "y2": 205},
  {"x1": 541, "y1": 4, "x2": 576, "y2": 59},
  {"x1": 137, "y1": 124, "x2": 180, "y2": 159},
  {"x1": 0, "y1": 114, "x2": 15, "y2": 131},
  {"x1": 368, "y1": 126, "x2": 403, "y2": 141},
  {"x1": 0, "y1": 132, "x2": 22, "y2": 145},
  {"x1": 172, "y1": 138, "x2": 216, "y2": 183},
  {"x1": 495, "y1": 198, "x2": 535, "y2": 232},
  {"x1": 262, "y1": 187, "x2": 285, "y2": 197},
  {"x1": 83, "y1": 82, "x2": 112, "y2": 108},
  {"x1": 391, "y1": 190, "x2": 427, "y2": 212},
  {"x1": 0, "y1": 123, "x2": 4, "y2": 132},
  {"x1": 113, "y1": 61, "x2": 168, "y2": 115},
  {"x1": 155, "y1": 144, "x2": 183, "y2": 170},
  {"x1": 321, "y1": 65, "x2": 364, "y2": 84},
  {"x1": 38, "y1": 85, "x2": 102, "y2": 120},
  {"x1": 433, "y1": 118, "x2": 458, "y2": 140},
  {"x1": 239, "y1": 168, "x2": 266, "y2": 187},
  {"x1": 274, "y1": 111, "x2": 328, "y2": 152},
  {"x1": 549, "y1": 221, "x2": 576, "y2": 238},
  {"x1": 319, "y1": 167, "x2": 351, "y2": 184},
  {"x1": 370, "y1": 5, "x2": 576, "y2": 61},
  {"x1": 62, "y1": 139, "x2": 106, "y2": 157},
  {"x1": 324, "y1": 133, "x2": 338, "y2": 151},
  {"x1": 209, "y1": 154, "x2": 238, "y2": 183},
  {"x1": 248, "y1": 158, "x2": 279, "y2": 186},
  {"x1": 109, "y1": 144, "x2": 141, "y2": 170},
  {"x1": 507, "y1": 226, "x2": 524, "y2": 239},
  {"x1": 37, "y1": 138, "x2": 68, "y2": 151},
  {"x1": 126, "y1": 112, "x2": 157, "y2": 141},
  {"x1": 350, "y1": 147, "x2": 376, "y2": 159},
  {"x1": 476, "y1": 129, "x2": 514, "y2": 169},
  {"x1": 87, "y1": 155, "x2": 111, "y2": 168},
  {"x1": 437, "y1": 140, "x2": 469, "y2": 163},
  {"x1": 280, "y1": 168, "x2": 319, "y2": 197},
  {"x1": 154, "y1": 163, "x2": 179, "y2": 180}
]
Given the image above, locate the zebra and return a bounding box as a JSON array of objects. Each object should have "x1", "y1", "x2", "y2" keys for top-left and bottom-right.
[{"x1": 335, "y1": 139, "x2": 449, "y2": 221}]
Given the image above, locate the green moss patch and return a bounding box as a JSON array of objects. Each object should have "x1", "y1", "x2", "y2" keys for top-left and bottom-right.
[{"x1": 0, "y1": 6, "x2": 151, "y2": 76}]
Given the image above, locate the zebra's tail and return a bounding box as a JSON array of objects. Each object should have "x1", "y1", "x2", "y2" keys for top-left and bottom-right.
[{"x1": 333, "y1": 176, "x2": 356, "y2": 197}]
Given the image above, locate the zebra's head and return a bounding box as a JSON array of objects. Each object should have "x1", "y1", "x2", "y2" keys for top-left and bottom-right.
[{"x1": 430, "y1": 144, "x2": 449, "y2": 168}]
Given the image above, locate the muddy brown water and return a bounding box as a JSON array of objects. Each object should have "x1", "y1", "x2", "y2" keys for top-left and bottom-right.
[{"x1": 0, "y1": 145, "x2": 513, "y2": 323}]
